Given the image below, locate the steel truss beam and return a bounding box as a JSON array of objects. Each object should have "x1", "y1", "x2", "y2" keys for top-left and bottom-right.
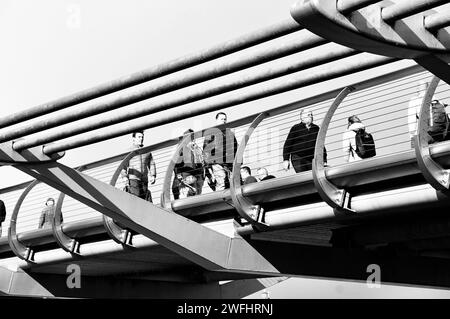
[{"x1": 290, "y1": 0, "x2": 450, "y2": 84}]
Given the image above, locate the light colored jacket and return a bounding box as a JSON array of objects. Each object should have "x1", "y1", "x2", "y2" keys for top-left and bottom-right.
[{"x1": 343, "y1": 122, "x2": 365, "y2": 163}]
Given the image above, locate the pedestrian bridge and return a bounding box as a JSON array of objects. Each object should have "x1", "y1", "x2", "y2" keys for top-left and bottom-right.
[{"x1": 0, "y1": 0, "x2": 450, "y2": 298}]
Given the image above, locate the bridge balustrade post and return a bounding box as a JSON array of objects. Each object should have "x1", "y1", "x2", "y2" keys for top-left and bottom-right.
[
  {"x1": 414, "y1": 75, "x2": 450, "y2": 192},
  {"x1": 52, "y1": 166, "x2": 85, "y2": 255},
  {"x1": 229, "y1": 112, "x2": 271, "y2": 232},
  {"x1": 312, "y1": 86, "x2": 357, "y2": 216}
]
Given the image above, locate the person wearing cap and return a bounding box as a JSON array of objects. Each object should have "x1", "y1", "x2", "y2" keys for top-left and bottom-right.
[
  {"x1": 38, "y1": 197, "x2": 58, "y2": 229},
  {"x1": 283, "y1": 109, "x2": 327, "y2": 173},
  {"x1": 120, "y1": 131, "x2": 156, "y2": 202}
]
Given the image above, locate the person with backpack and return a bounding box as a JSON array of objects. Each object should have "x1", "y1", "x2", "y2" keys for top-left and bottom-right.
[
  {"x1": 343, "y1": 115, "x2": 376, "y2": 162},
  {"x1": 427, "y1": 99, "x2": 450, "y2": 144}
]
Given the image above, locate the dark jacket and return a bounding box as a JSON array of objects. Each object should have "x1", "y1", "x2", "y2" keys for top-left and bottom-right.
[
  {"x1": 0, "y1": 200, "x2": 5, "y2": 224},
  {"x1": 38, "y1": 205, "x2": 62, "y2": 229},
  {"x1": 283, "y1": 122, "x2": 327, "y2": 162},
  {"x1": 260, "y1": 175, "x2": 276, "y2": 181},
  {"x1": 203, "y1": 127, "x2": 238, "y2": 169}
]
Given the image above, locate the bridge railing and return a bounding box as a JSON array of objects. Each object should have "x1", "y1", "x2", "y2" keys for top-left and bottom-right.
[{"x1": 2, "y1": 65, "x2": 450, "y2": 250}]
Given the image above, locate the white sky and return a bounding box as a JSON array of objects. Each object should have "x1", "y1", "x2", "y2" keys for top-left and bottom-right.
[
  {"x1": 1, "y1": 0, "x2": 449, "y2": 298},
  {"x1": 0, "y1": 0, "x2": 416, "y2": 188}
]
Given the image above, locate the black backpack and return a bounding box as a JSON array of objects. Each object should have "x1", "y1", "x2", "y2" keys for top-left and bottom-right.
[
  {"x1": 428, "y1": 100, "x2": 450, "y2": 142},
  {"x1": 354, "y1": 128, "x2": 376, "y2": 159}
]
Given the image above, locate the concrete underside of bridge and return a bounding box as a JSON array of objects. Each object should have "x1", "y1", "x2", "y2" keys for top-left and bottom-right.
[
  {"x1": 3, "y1": 205, "x2": 450, "y2": 298},
  {"x1": 1, "y1": 141, "x2": 450, "y2": 297}
]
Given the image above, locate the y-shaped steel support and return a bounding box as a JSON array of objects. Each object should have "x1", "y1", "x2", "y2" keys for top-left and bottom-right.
[
  {"x1": 1, "y1": 143, "x2": 279, "y2": 275},
  {"x1": 52, "y1": 166, "x2": 85, "y2": 255},
  {"x1": 8, "y1": 179, "x2": 38, "y2": 263},
  {"x1": 290, "y1": 0, "x2": 450, "y2": 84},
  {"x1": 312, "y1": 86, "x2": 356, "y2": 215},
  {"x1": 230, "y1": 113, "x2": 270, "y2": 231},
  {"x1": 103, "y1": 149, "x2": 152, "y2": 247},
  {"x1": 161, "y1": 134, "x2": 195, "y2": 209},
  {"x1": 414, "y1": 76, "x2": 450, "y2": 193},
  {"x1": 4, "y1": 142, "x2": 64, "y2": 262}
]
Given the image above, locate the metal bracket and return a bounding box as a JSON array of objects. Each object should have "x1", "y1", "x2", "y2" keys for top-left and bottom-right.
[
  {"x1": 290, "y1": 0, "x2": 450, "y2": 84},
  {"x1": 103, "y1": 150, "x2": 148, "y2": 247},
  {"x1": 7, "y1": 179, "x2": 38, "y2": 263},
  {"x1": 230, "y1": 112, "x2": 270, "y2": 232},
  {"x1": 312, "y1": 86, "x2": 356, "y2": 215},
  {"x1": 414, "y1": 76, "x2": 450, "y2": 192},
  {"x1": 51, "y1": 167, "x2": 84, "y2": 255}
]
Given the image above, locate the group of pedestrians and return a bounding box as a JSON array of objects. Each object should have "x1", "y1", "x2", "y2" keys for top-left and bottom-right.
[
  {"x1": 1, "y1": 78, "x2": 449, "y2": 234},
  {"x1": 118, "y1": 109, "x2": 379, "y2": 203},
  {"x1": 25, "y1": 80, "x2": 450, "y2": 229}
]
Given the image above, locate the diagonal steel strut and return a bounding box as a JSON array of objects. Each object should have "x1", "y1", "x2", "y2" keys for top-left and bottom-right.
[{"x1": 14, "y1": 161, "x2": 279, "y2": 275}]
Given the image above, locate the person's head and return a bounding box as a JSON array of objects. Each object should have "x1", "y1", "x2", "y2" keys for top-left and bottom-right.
[
  {"x1": 240, "y1": 166, "x2": 251, "y2": 179},
  {"x1": 46, "y1": 198, "x2": 55, "y2": 206},
  {"x1": 347, "y1": 115, "x2": 362, "y2": 128},
  {"x1": 132, "y1": 131, "x2": 144, "y2": 147},
  {"x1": 215, "y1": 112, "x2": 227, "y2": 125},
  {"x1": 256, "y1": 167, "x2": 269, "y2": 181},
  {"x1": 300, "y1": 109, "x2": 313, "y2": 126}
]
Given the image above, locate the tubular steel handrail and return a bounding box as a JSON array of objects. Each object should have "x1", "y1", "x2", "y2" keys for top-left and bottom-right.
[
  {"x1": 0, "y1": 19, "x2": 302, "y2": 131},
  {"x1": 414, "y1": 76, "x2": 450, "y2": 192},
  {"x1": 312, "y1": 86, "x2": 357, "y2": 215},
  {"x1": 230, "y1": 112, "x2": 270, "y2": 231}
]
